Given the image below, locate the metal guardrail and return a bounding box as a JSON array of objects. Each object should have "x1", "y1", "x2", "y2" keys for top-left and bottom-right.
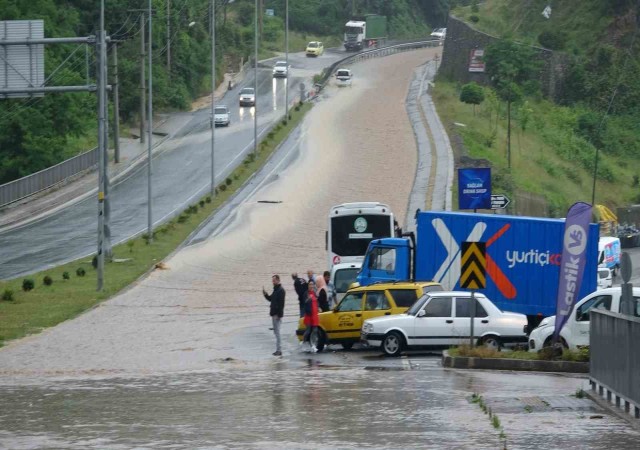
[
  {"x1": 314, "y1": 39, "x2": 441, "y2": 93},
  {"x1": 0, "y1": 147, "x2": 98, "y2": 207},
  {"x1": 590, "y1": 309, "x2": 640, "y2": 419}
]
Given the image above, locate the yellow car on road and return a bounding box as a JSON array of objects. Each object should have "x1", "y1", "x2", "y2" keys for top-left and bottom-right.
[
  {"x1": 305, "y1": 41, "x2": 324, "y2": 57},
  {"x1": 296, "y1": 281, "x2": 443, "y2": 351}
]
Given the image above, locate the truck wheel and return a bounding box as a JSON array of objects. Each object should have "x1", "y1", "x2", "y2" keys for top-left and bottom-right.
[
  {"x1": 481, "y1": 335, "x2": 501, "y2": 351},
  {"x1": 382, "y1": 331, "x2": 404, "y2": 357},
  {"x1": 341, "y1": 342, "x2": 354, "y2": 350}
]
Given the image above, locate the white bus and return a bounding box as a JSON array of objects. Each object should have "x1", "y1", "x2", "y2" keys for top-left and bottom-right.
[{"x1": 327, "y1": 202, "x2": 395, "y2": 269}]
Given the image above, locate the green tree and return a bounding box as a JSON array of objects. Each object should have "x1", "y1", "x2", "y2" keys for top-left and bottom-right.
[{"x1": 459, "y1": 82, "x2": 485, "y2": 115}]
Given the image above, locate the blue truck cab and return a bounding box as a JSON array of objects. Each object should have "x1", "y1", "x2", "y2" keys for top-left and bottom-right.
[{"x1": 357, "y1": 211, "x2": 599, "y2": 323}]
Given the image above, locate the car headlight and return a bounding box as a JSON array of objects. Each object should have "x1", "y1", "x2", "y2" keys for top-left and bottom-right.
[
  {"x1": 537, "y1": 318, "x2": 551, "y2": 328},
  {"x1": 363, "y1": 323, "x2": 373, "y2": 333}
]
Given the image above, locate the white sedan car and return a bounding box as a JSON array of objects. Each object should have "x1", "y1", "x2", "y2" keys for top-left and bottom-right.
[
  {"x1": 213, "y1": 105, "x2": 230, "y2": 127},
  {"x1": 361, "y1": 291, "x2": 528, "y2": 356},
  {"x1": 335, "y1": 68, "x2": 352, "y2": 87},
  {"x1": 272, "y1": 61, "x2": 289, "y2": 78}
]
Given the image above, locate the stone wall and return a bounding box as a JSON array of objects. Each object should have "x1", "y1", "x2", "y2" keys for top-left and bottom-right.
[{"x1": 440, "y1": 15, "x2": 568, "y2": 101}]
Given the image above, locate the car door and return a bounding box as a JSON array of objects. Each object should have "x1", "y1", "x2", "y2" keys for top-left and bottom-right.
[
  {"x1": 362, "y1": 290, "x2": 393, "y2": 322},
  {"x1": 412, "y1": 296, "x2": 454, "y2": 347},
  {"x1": 451, "y1": 296, "x2": 489, "y2": 345},
  {"x1": 570, "y1": 294, "x2": 612, "y2": 347},
  {"x1": 326, "y1": 292, "x2": 364, "y2": 341}
]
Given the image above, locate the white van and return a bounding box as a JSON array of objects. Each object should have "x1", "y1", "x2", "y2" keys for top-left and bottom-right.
[
  {"x1": 598, "y1": 236, "x2": 621, "y2": 275},
  {"x1": 597, "y1": 267, "x2": 612, "y2": 289},
  {"x1": 331, "y1": 262, "x2": 362, "y2": 302},
  {"x1": 335, "y1": 68, "x2": 352, "y2": 87}
]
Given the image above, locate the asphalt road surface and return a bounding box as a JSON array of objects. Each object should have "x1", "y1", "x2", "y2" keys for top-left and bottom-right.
[{"x1": 0, "y1": 49, "x2": 346, "y2": 280}]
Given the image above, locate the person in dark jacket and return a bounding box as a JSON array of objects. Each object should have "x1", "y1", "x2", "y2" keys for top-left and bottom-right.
[
  {"x1": 263, "y1": 274, "x2": 285, "y2": 356},
  {"x1": 291, "y1": 273, "x2": 308, "y2": 317},
  {"x1": 315, "y1": 275, "x2": 330, "y2": 312}
]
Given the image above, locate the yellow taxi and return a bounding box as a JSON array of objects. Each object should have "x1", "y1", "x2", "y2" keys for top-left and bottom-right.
[
  {"x1": 305, "y1": 41, "x2": 324, "y2": 57},
  {"x1": 296, "y1": 281, "x2": 442, "y2": 351}
]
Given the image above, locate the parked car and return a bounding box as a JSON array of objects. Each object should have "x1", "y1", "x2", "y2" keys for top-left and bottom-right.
[
  {"x1": 296, "y1": 281, "x2": 443, "y2": 351},
  {"x1": 335, "y1": 68, "x2": 352, "y2": 87},
  {"x1": 597, "y1": 267, "x2": 612, "y2": 289},
  {"x1": 331, "y1": 262, "x2": 361, "y2": 303},
  {"x1": 430, "y1": 28, "x2": 446, "y2": 40},
  {"x1": 528, "y1": 287, "x2": 640, "y2": 352},
  {"x1": 361, "y1": 291, "x2": 529, "y2": 356},
  {"x1": 272, "y1": 61, "x2": 289, "y2": 78},
  {"x1": 305, "y1": 41, "x2": 324, "y2": 57},
  {"x1": 213, "y1": 105, "x2": 230, "y2": 127},
  {"x1": 239, "y1": 87, "x2": 255, "y2": 107}
]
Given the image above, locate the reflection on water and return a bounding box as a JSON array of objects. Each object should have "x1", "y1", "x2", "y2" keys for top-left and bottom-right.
[
  {"x1": 239, "y1": 105, "x2": 255, "y2": 121},
  {"x1": 0, "y1": 364, "x2": 637, "y2": 449}
]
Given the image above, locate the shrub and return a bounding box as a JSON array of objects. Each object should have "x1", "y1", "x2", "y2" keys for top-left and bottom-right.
[
  {"x1": 206, "y1": 196, "x2": 212, "y2": 203},
  {"x1": 186, "y1": 204, "x2": 198, "y2": 214},
  {"x1": 43, "y1": 275, "x2": 53, "y2": 286},
  {"x1": 127, "y1": 240, "x2": 135, "y2": 252},
  {"x1": 267, "y1": 131, "x2": 275, "y2": 140},
  {"x1": 177, "y1": 214, "x2": 189, "y2": 224},
  {"x1": 76, "y1": 267, "x2": 86, "y2": 277},
  {"x1": 22, "y1": 278, "x2": 35, "y2": 291},
  {"x1": 281, "y1": 119, "x2": 288, "y2": 126},
  {"x1": 470, "y1": 14, "x2": 479, "y2": 23},
  {"x1": 225, "y1": 177, "x2": 232, "y2": 186},
  {"x1": 62, "y1": 271, "x2": 70, "y2": 280},
  {"x1": 538, "y1": 30, "x2": 567, "y2": 50},
  {"x1": 219, "y1": 184, "x2": 227, "y2": 192},
  {"x1": 1, "y1": 289, "x2": 14, "y2": 302},
  {"x1": 199, "y1": 200, "x2": 205, "y2": 208},
  {"x1": 294, "y1": 105, "x2": 301, "y2": 112}
]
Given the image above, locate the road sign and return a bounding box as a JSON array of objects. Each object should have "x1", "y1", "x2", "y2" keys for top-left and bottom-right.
[
  {"x1": 458, "y1": 168, "x2": 491, "y2": 210},
  {"x1": 460, "y1": 242, "x2": 486, "y2": 289},
  {"x1": 491, "y1": 194, "x2": 511, "y2": 209}
]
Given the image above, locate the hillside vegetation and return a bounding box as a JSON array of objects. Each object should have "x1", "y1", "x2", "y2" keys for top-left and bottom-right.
[
  {"x1": 0, "y1": 0, "x2": 446, "y2": 185},
  {"x1": 443, "y1": 0, "x2": 640, "y2": 215}
]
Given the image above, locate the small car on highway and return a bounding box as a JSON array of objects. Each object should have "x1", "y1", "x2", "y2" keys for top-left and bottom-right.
[
  {"x1": 272, "y1": 61, "x2": 289, "y2": 78},
  {"x1": 305, "y1": 41, "x2": 324, "y2": 57},
  {"x1": 296, "y1": 281, "x2": 443, "y2": 351},
  {"x1": 335, "y1": 68, "x2": 352, "y2": 87},
  {"x1": 430, "y1": 27, "x2": 447, "y2": 41},
  {"x1": 239, "y1": 87, "x2": 255, "y2": 107},
  {"x1": 361, "y1": 291, "x2": 528, "y2": 356},
  {"x1": 213, "y1": 105, "x2": 230, "y2": 127}
]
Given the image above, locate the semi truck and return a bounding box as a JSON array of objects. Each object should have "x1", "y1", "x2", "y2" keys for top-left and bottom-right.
[
  {"x1": 356, "y1": 211, "x2": 599, "y2": 325},
  {"x1": 344, "y1": 15, "x2": 387, "y2": 51}
]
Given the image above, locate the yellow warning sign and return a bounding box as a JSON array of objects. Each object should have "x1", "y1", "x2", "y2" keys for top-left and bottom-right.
[{"x1": 461, "y1": 242, "x2": 486, "y2": 289}]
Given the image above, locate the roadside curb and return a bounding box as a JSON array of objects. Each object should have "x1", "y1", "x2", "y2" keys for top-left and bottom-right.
[{"x1": 441, "y1": 350, "x2": 590, "y2": 373}]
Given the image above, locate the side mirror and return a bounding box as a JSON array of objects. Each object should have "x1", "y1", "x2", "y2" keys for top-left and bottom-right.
[{"x1": 417, "y1": 310, "x2": 426, "y2": 318}]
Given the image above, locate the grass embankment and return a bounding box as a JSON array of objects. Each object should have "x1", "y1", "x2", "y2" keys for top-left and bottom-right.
[
  {"x1": 432, "y1": 81, "x2": 638, "y2": 215},
  {"x1": 0, "y1": 102, "x2": 313, "y2": 348},
  {"x1": 449, "y1": 344, "x2": 590, "y2": 362}
]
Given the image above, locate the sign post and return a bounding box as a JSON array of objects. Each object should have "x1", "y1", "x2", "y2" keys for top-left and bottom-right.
[{"x1": 460, "y1": 241, "x2": 487, "y2": 347}]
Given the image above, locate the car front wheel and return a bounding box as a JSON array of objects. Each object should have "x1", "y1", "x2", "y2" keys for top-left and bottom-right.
[{"x1": 382, "y1": 331, "x2": 404, "y2": 357}]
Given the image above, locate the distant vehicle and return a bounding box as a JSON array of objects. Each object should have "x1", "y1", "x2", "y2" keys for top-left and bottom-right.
[
  {"x1": 330, "y1": 262, "x2": 362, "y2": 303},
  {"x1": 213, "y1": 105, "x2": 230, "y2": 127},
  {"x1": 344, "y1": 14, "x2": 387, "y2": 51},
  {"x1": 598, "y1": 236, "x2": 621, "y2": 276},
  {"x1": 296, "y1": 281, "x2": 443, "y2": 351},
  {"x1": 326, "y1": 202, "x2": 394, "y2": 270},
  {"x1": 239, "y1": 87, "x2": 255, "y2": 107},
  {"x1": 430, "y1": 27, "x2": 447, "y2": 40},
  {"x1": 361, "y1": 291, "x2": 529, "y2": 356},
  {"x1": 597, "y1": 267, "x2": 612, "y2": 289},
  {"x1": 528, "y1": 287, "x2": 640, "y2": 352},
  {"x1": 272, "y1": 60, "x2": 289, "y2": 78},
  {"x1": 305, "y1": 41, "x2": 324, "y2": 57},
  {"x1": 335, "y1": 68, "x2": 352, "y2": 86}
]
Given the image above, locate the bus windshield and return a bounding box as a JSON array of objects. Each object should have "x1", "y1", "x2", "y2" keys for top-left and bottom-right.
[{"x1": 331, "y1": 214, "x2": 393, "y2": 257}]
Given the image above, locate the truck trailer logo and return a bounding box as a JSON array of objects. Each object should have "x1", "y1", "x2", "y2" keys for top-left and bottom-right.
[{"x1": 433, "y1": 218, "x2": 517, "y2": 299}]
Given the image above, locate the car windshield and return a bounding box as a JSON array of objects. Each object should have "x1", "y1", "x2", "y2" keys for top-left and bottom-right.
[
  {"x1": 241, "y1": 88, "x2": 254, "y2": 95},
  {"x1": 337, "y1": 71, "x2": 350, "y2": 77},
  {"x1": 406, "y1": 293, "x2": 430, "y2": 316},
  {"x1": 214, "y1": 107, "x2": 227, "y2": 114},
  {"x1": 275, "y1": 62, "x2": 287, "y2": 67},
  {"x1": 334, "y1": 268, "x2": 360, "y2": 293},
  {"x1": 308, "y1": 42, "x2": 318, "y2": 48}
]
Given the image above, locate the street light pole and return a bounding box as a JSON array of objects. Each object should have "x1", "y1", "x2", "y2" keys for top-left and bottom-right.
[
  {"x1": 147, "y1": 0, "x2": 153, "y2": 242},
  {"x1": 97, "y1": 0, "x2": 106, "y2": 290},
  {"x1": 211, "y1": 0, "x2": 216, "y2": 196},
  {"x1": 254, "y1": 0, "x2": 258, "y2": 156},
  {"x1": 285, "y1": 0, "x2": 289, "y2": 120}
]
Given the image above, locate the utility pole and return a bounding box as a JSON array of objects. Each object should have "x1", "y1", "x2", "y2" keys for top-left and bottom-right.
[
  {"x1": 211, "y1": 0, "x2": 216, "y2": 196},
  {"x1": 112, "y1": 43, "x2": 121, "y2": 163},
  {"x1": 167, "y1": 0, "x2": 171, "y2": 73},
  {"x1": 147, "y1": 0, "x2": 154, "y2": 242},
  {"x1": 97, "y1": 0, "x2": 107, "y2": 290},
  {"x1": 140, "y1": 14, "x2": 146, "y2": 144},
  {"x1": 254, "y1": 0, "x2": 258, "y2": 156},
  {"x1": 285, "y1": 0, "x2": 289, "y2": 120}
]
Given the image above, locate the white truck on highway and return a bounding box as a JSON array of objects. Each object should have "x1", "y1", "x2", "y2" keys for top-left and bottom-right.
[{"x1": 528, "y1": 287, "x2": 640, "y2": 351}]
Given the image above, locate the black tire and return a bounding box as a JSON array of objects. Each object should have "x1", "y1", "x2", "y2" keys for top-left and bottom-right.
[
  {"x1": 382, "y1": 331, "x2": 404, "y2": 357},
  {"x1": 543, "y1": 336, "x2": 568, "y2": 349},
  {"x1": 341, "y1": 342, "x2": 354, "y2": 350},
  {"x1": 480, "y1": 335, "x2": 501, "y2": 351}
]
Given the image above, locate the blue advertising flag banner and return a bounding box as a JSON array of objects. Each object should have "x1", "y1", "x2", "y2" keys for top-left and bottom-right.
[
  {"x1": 458, "y1": 168, "x2": 491, "y2": 210},
  {"x1": 553, "y1": 202, "x2": 593, "y2": 339}
]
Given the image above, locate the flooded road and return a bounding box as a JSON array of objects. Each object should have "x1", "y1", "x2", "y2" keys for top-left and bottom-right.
[{"x1": 1, "y1": 355, "x2": 638, "y2": 449}]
